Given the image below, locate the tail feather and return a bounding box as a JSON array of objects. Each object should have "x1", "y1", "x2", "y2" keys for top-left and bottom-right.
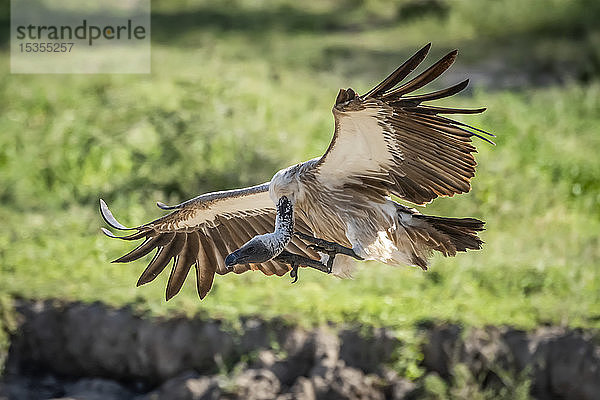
[
  {"x1": 393, "y1": 205, "x2": 484, "y2": 269},
  {"x1": 413, "y1": 214, "x2": 484, "y2": 253}
]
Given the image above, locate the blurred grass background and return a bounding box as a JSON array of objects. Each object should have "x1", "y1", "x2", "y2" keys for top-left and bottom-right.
[{"x1": 1, "y1": 0, "x2": 599, "y2": 342}]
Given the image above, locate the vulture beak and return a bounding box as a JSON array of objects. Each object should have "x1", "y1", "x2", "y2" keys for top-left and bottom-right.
[
  {"x1": 225, "y1": 251, "x2": 240, "y2": 267},
  {"x1": 225, "y1": 238, "x2": 272, "y2": 268}
]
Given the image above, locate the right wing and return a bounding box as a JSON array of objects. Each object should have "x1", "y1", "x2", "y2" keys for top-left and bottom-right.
[
  {"x1": 100, "y1": 183, "x2": 319, "y2": 300},
  {"x1": 311, "y1": 43, "x2": 494, "y2": 206}
]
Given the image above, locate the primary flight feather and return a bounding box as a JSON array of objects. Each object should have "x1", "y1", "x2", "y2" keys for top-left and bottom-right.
[{"x1": 100, "y1": 43, "x2": 493, "y2": 300}]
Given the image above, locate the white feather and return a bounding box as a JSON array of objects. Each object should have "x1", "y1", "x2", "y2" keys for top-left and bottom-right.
[{"x1": 317, "y1": 107, "x2": 396, "y2": 187}]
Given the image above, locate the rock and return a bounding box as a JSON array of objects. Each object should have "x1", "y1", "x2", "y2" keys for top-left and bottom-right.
[
  {"x1": 0, "y1": 373, "x2": 63, "y2": 400},
  {"x1": 339, "y1": 328, "x2": 399, "y2": 374},
  {"x1": 143, "y1": 371, "x2": 221, "y2": 400},
  {"x1": 254, "y1": 350, "x2": 277, "y2": 369},
  {"x1": 9, "y1": 300, "x2": 236, "y2": 384},
  {"x1": 238, "y1": 317, "x2": 294, "y2": 355},
  {"x1": 234, "y1": 368, "x2": 281, "y2": 400},
  {"x1": 420, "y1": 325, "x2": 600, "y2": 400},
  {"x1": 291, "y1": 377, "x2": 317, "y2": 400},
  {"x1": 461, "y1": 326, "x2": 511, "y2": 388},
  {"x1": 308, "y1": 329, "x2": 385, "y2": 400},
  {"x1": 421, "y1": 324, "x2": 462, "y2": 378},
  {"x1": 501, "y1": 328, "x2": 532, "y2": 370},
  {"x1": 389, "y1": 378, "x2": 417, "y2": 400},
  {"x1": 277, "y1": 377, "x2": 316, "y2": 400},
  {"x1": 238, "y1": 319, "x2": 271, "y2": 354},
  {"x1": 275, "y1": 329, "x2": 316, "y2": 385},
  {"x1": 530, "y1": 330, "x2": 600, "y2": 400},
  {"x1": 381, "y1": 369, "x2": 417, "y2": 400},
  {"x1": 253, "y1": 329, "x2": 318, "y2": 387},
  {"x1": 59, "y1": 378, "x2": 133, "y2": 400},
  {"x1": 282, "y1": 329, "x2": 312, "y2": 358},
  {"x1": 311, "y1": 361, "x2": 384, "y2": 400},
  {"x1": 6, "y1": 300, "x2": 600, "y2": 400},
  {"x1": 311, "y1": 328, "x2": 340, "y2": 371},
  {"x1": 258, "y1": 328, "x2": 339, "y2": 393}
]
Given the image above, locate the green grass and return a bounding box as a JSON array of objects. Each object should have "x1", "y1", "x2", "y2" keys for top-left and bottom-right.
[{"x1": 1, "y1": 0, "x2": 599, "y2": 340}]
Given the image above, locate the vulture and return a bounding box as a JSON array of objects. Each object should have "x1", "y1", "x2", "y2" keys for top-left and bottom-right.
[{"x1": 100, "y1": 43, "x2": 493, "y2": 301}]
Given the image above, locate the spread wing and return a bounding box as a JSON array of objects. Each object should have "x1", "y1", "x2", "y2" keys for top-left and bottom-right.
[
  {"x1": 100, "y1": 183, "x2": 319, "y2": 300},
  {"x1": 313, "y1": 43, "x2": 494, "y2": 205}
]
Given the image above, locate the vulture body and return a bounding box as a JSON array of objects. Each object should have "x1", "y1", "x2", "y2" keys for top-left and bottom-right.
[{"x1": 101, "y1": 43, "x2": 493, "y2": 300}]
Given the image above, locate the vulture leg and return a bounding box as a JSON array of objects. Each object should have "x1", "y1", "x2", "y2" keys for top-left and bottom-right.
[
  {"x1": 294, "y1": 232, "x2": 363, "y2": 273},
  {"x1": 274, "y1": 249, "x2": 330, "y2": 283}
]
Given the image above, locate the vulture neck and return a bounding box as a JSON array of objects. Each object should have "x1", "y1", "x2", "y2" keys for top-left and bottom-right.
[{"x1": 270, "y1": 196, "x2": 294, "y2": 254}]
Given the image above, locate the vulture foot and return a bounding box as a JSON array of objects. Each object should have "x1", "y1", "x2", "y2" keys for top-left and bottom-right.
[
  {"x1": 294, "y1": 232, "x2": 363, "y2": 273},
  {"x1": 290, "y1": 265, "x2": 299, "y2": 283},
  {"x1": 274, "y1": 249, "x2": 330, "y2": 283}
]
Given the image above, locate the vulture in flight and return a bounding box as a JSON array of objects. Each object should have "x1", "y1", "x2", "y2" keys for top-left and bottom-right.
[{"x1": 100, "y1": 43, "x2": 493, "y2": 300}]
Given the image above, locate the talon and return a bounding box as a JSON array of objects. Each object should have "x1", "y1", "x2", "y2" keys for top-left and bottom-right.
[
  {"x1": 290, "y1": 265, "x2": 299, "y2": 283},
  {"x1": 298, "y1": 233, "x2": 363, "y2": 261},
  {"x1": 274, "y1": 249, "x2": 329, "y2": 276}
]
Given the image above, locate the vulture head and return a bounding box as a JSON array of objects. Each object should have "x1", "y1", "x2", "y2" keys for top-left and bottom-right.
[
  {"x1": 334, "y1": 88, "x2": 363, "y2": 112},
  {"x1": 225, "y1": 235, "x2": 274, "y2": 267},
  {"x1": 335, "y1": 87, "x2": 356, "y2": 105}
]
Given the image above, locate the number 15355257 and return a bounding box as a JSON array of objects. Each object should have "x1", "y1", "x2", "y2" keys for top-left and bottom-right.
[{"x1": 19, "y1": 42, "x2": 74, "y2": 52}]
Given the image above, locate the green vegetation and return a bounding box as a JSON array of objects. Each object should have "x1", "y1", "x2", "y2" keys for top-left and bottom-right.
[
  {"x1": 421, "y1": 364, "x2": 532, "y2": 400},
  {"x1": 1, "y1": 0, "x2": 599, "y2": 348}
]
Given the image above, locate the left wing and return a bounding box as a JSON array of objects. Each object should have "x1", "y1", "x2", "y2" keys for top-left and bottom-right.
[
  {"x1": 100, "y1": 183, "x2": 319, "y2": 300},
  {"x1": 312, "y1": 43, "x2": 494, "y2": 205}
]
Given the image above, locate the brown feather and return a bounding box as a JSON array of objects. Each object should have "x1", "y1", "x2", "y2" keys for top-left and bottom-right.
[
  {"x1": 165, "y1": 233, "x2": 191, "y2": 300},
  {"x1": 165, "y1": 232, "x2": 200, "y2": 300},
  {"x1": 136, "y1": 233, "x2": 178, "y2": 286},
  {"x1": 408, "y1": 105, "x2": 486, "y2": 115},
  {"x1": 112, "y1": 233, "x2": 174, "y2": 263},
  {"x1": 195, "y1": 238, "x2": 217, "y2": 299},
  {"x1": 365, "y1": 43, "x2": 431, "y2": 98},
  {"x1": 382, "y1": 50, "x2": 458, "y2": 98},
  {"x1": 207, "y1": 225, "x2": 232, "y2": 272},
  {"x1": 392, "y1": 79, "x2": 469, "y2": 105}
]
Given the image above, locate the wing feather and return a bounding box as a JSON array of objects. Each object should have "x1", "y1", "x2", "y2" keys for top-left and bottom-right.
[
  {"x1": 196, "y1": 229, "x2": 218, "y2": 299},
  {"x1": 101, "y1": 186, "x2": 273, "y2": 300},
  {"x1": 210, "y1": 220, "x2": 249, "y2": 274},
  {"x1": 101, "y1": 182, "x2": 322, "y2": 300},
  {"x1": 395, "y1": 79, "x2": 469, "y2": 105},
  {"x1": 112, "y1": 234, "x2": 174, "y2": 263},
  {"x1": 136, "y1": 233, "x2": 177, "y2": 286},
  {"x1": 313, "y1": 45, "x2": 491, "y2": 205},
  {"x1": 382, "y1": 49, "x2": 458, "y2": 98},
  {"x1": 165, "y1": 233, "x2": 197, "y2": 300},
  {"x1": 365, "y1": 43, "x2": 431, "y2": 98}
]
